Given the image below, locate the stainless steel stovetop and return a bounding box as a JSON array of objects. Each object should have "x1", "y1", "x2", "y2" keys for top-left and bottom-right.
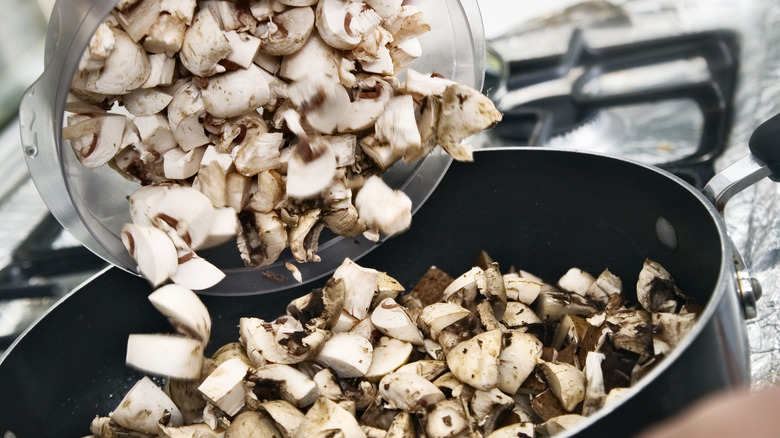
[{"x1": 3, "y1": 0, "x2": 780, "y2": 390}]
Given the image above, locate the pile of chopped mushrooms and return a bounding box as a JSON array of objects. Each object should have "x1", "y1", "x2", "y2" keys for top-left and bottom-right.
[
  {"x1": 64, "y1": 0, "x2": 502, "y2": 291},
  {"x1": 87, "y1": 254, "x2": 700, "y2": 438}
]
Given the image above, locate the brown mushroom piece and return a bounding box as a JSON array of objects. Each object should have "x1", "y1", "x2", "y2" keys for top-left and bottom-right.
[
  {"x1": 636, "y1": 259, "x2": 684, "y2": 313},
  {"x1": 437, "y1": 83, "x2": 503, "y2": 162},
  {"x1": 248, "y1": 364, "x2": 319, "y2": 408},
  {"x1": 236, "y1": 210, "x2": 288, "y2": 267}
]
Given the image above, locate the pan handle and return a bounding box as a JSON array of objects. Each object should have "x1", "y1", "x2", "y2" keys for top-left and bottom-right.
[{"x1": 703, "y1": 113, "x2": 780, "y2": 209}]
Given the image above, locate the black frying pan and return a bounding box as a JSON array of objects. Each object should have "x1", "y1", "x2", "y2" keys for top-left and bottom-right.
[{"x1": 1, "y1": 142, "x2": 775, "y2": 436}]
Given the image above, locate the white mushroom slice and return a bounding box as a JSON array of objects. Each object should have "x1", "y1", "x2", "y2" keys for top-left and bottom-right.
[
  {"x1": 586, "y1": 269, "x2": 623, "y2": 305},
  {"x1": 604, "y1": 387, "x2": 631, "y2": 406},
  {"x1": 200, "y1": 0, "x2": 247, "y2": 31},
  {"x1": 143, "y1": 14, "x2": 187, "y2": 57},
  {"x1": 446, "y1": 329, "x2": 503, "y2": 391},
  {"x1": 115, "y1": 0, "x2": 161, "y2": 42},
  {"x1": 256, "y1": 6, "x2": 315, "y2": 56},
  {"x1": 364, "y1": 336, "x2": 413, "y2": 381},
  {"x1": 202, "y1": 64, "x2": 271, "y2": 118},
  {"x1": 313, "y1": 368, "x2": 346, "y2": 402},
  {"x1": 110, "y1": 376, "x2": 184, "y2": 435},
  {"x1": 503, "y1": 272, "x2": 543, "y2": 305},
  {"x1": 441, "y1": 266, "x2": 483, "y2": 305},
  {"x1": 348, "y1": 317, "x2": 376, "y2": 341},
  {"x1": 259, "y1": 400, "x2": 307, "y2": 437},
  {"x1": 395, "y1": 360, "x2": 448, "y2": 381},
  {"x1": 168, "y1": 81, "x2": 206, "y2": 136},
  {"x1": 248, "y1": 364, "x2": 319, "y2": 408},
  {"x1": 128, "y1": 184, "x2": 168, "y2": 226},
  {"x1": 355, "y1": 27, "x2": 394, "y2": 76},
  {"x1": 78, "y1": 22, "x2": 115, "y2": 72},
  {"x1": 558, "y1": 268, "x2": 596, "y2": 296},
  {"x1": 199, "y1": 206, "x2": 237, "y2": 248},
  {"x1": 400, "y1": 69, "x2": 456, "y2": 99},
  {"x1": 288, "y1": 78, "x2": 351, "y2": 135},
  {"x1": 382, "y1": 5, "x2": 431, "y2": 44},
  {"x1": 359, "y1": 134, "x2": 399, "y2": 170},
  {"x1": 147, "y1": 185, "x2": 218, "y2": 250},
  {"x1": 327, "y1": 134, "x2": 358, "y2": 167},
  {"x1": 607, "y1": 310, "x2": 652, "y2": 355},
  {"x1": 134, "y1": 113, "x2": 178, "y2": 162},
  {"x1": 63, "y1": 113, "x2": 126, "y2": 168},
  {"x1": 535, "y1": 286, "x2": 598, "y2": 322},
  {"x1": 316, "y1": 0, "x2": 381, "y2": 50},
  {"x1": 423, "y1": 398, "x2": 469, "y2": 438},
  {"x1": 485, "y1": 423, "x2": 536, "y2": 438},
  {"x1": 497, "y1": 331, "x2": 543, "y2": 394},
  {"x1": 85, "y1": 28, "x2": 150, "y2": 95},
  {"x1": 223, "y1": 30, "x2": 261, "y2": 69},
  {"x1": 198, "y1": 357, "x2": 249, "y2": 416},
  {"x1": 503, "y1": 301, "x2": 543, "y2": 329},
  {"x1": 652, "y1": 312, "x2": 697, "y2": 356},
  {"x1": 539, "y1": 362, "x2": 586, "y2": 412},
  {"x1": 370, "y1": 298, "x2": 424, "y2": 345},
  {"x1": 637, "y1": 259, "x2": 681, "y2": 313},
  {"x1": 379, "y1": 372, "x2": 446, "y2": 413},
  {"x1": 315, "y1": 332, "x2": 373, "y2": 378},
  {"x1": 236, "y1": 211, "x2": 288, "y2": 267},
  {"x1": 337, "y1": 77, "x2": 393, "y2": 132},
  {"x1": 293, "y1": 397, "x2": 367, "y2": 438},
  {"x1": 122, "y1": 87, "x2": 173, "y2": 116},
  {"x1": 171, "y1": 254, "x2": 226, "y2": 291},
  {"x1": 159, "y1": 423, "x2": 226, "y2": 438},
  {"x1": 254, "y1": 51, "x2": 282, "y2": 75},
  {"x1": 583, "y1": 351, "x2": 606, "y2": 416},
  {"x1": 542, "y1": 414, "x2": 586, "y2": 435},
  {"x1": 289, "y1": 208, "x2": 323, "y2": 263},
  {"x1": 200, "y1": 144, "x2": 234, "y2": 172},
  {"x1": 180, "y1": 9, "x2": 231, "y2": 77},
  {"x1": 389, "y1": 38, "x2": 422, "y2": 73},
  {"x1": 121, "y1": 223, "x2": 179, "y2": 287},
  {"x1": 161, "y1": 0, "x2": 197, "y2": 24},
  {"x1": 126, "y1": 333, "x2": 204, "y2": 379},
  {"x1": 148, "y1": 283, "x2": 211, "y2": 344},
  {"x1": 423, "y1": 338, "x2": 444, "y2": 361},
  {"x1": 365, "y1": 0, "x2": 403, "y2": 18},
  {"x1": 417, "y1": 302, "x2": 470, "y2": 339},
  {"x1": 249, "y1": 170, "x2": 284, "y2": 212},
  {"x1": 437, "y1": 83, "x2": 502, "y2": 162},
  {"x1": 164, "y1": 146, "x2": 207, "y2": 180},
  {"x1": 225, "y1": 411, "x2": 282, "y2": 437},
  {"x1": 374, "y1": 95, "x2": 421, "y2": 157},
  {"x1": 332, "y1": 310, "x2": 359, "y2": 332},
  {"x1": 385, "y1": 411, "x2": 415, "y2": 438},
  {"x1": 354, "y1": 175, "x2": 412, "y2": 236},
  {"x1": 286, "y1": 137, "x2": 337, "y2": 199},
  {"x1": 471, "y1": 388, "x2": 514, "y2": 424},
  {"x1": 279, "y1": 33, "x2": 339, "y2": 82},
  {"x1": 232, "y1": 131, "x2": 284, "y2": 176}
]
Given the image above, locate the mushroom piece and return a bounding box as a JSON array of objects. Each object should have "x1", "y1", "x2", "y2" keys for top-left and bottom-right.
[
  {"x1": 121, "y1": 87, "x2": 173, "y2": 117},
  {"x1": 223, "y1": 30, "x2": 262, "y2": 69},
  {"x1": 539, "y1": 362, "x2": 586, "y2": 412},
  {"x1": 179, "y1": 9, "x2": 231, "y2": 77},
  {"x1": 109, "y1": 376, "x2": 184, "y2": 435},
  {"x1": 163, "y1": 146, "x2": 207, "y2": 180},
  {"x1": 373, "y1": 95, "x2": 422, "y2": 159},
  {"x1": 354, "y1": 175, "x2": 412, "y2": 236},
  {"x1": 471, "y1": 388, "x2": 515, "y2": 425},
  {"x1": 315, "y1": 0, "x2": 381, "y2": 50},
  {"x1": 256, "y1": 6, "x2": 316, "y2": 56},
  {"x1": 337, "y1": 77, "x2": 394, "y2": 133},
  {"x1": 446, "y1": 329, "x2": 502, "y2": 391},
  {"x1": 422, "y1": 398, "x2": 470, "y2": 438},
  {"x1": 385, "y1": 411, "x2": 415, "y2": 438},
  {"x1": 134, "y1": 113, "x2": 178, "y2": 162},
  {"x1": 370, "y1": 298, "x2": 424, "y2": 345},
  {"x1": 232, "y1": 131, "x2": 284, "y2": 176},
  {"x1": 485, "y1": 423, "x2": 536, "y2": 438},
  {"x1": 125, "y1": 333, "x2": 204, "y2": 379},
  {"x1": 148, "y1": 284, "x2": 211, "y2": 344},
  {"x1": 159, "y1": 423, "x2": 226, "y2": 438},
  {"x1": 248, "y1": 364, "x2": 319, "y2": 408},
  {"x1": 314, "y1": 332, "x2": 373, "y2": 378},
  {"x1": 286, "y1": 136, "x2": 338, "y2": 199},
  {"x1": 258, "y1": 400, "x2": 307, "y2": 437},
  {"x1": 582, "y1": 351, "x2": 606, "y2": 416},
  {"x1": 535, "y1": 285, "x2": 599, "y2": 322},
  {"x1": 78, "y1": 22, "x2": 115, "y2": 73},
  {"x1": 503, "y1": 301, "x2": 543, "y2": 329},
  {"x1": 293, "y1": 397, "x2": 367, "y2": 438},
  {"x1": 201, "y1": 64, "x2": 271, "y2": 118},
  {"x1": 120, "y1": 223, "x2": 179, "y2": 287},
  {"x1": 198, "y1": 357, "x2": 250, "y2": 416},
  {"x1": 144, "y1": 185, "x2": 218, "y2": 251},
  {"x1": 170, "y1": 253, "x2": 227, "y2": 291},
  {"x1": 557, "y1": 268, "x2": 596, "y2": 297},
  {"x1": 239, "y1": 315, "x2": 329, "y2": 365},
  {"x1": 437, "y1": 83, "x2": 503, "y2": 162},
  {"x1": 143, "y1": 14, "x2": 187, "y2": 57},
  {"x1": 226, "y1": 411, "x2": 283, "y2": 437},
  {"x1": 395, "y1": 359, "x2": 449, "y2": 381},
  {"x1": 585, "y1": 269, "x2": 623, "y2": 305},
  {"x1": 651, "y1": 312, "x2": 697, "y2": 356},
  {"x1": 288, "y1": 78, "x2": 351, "y2": 135},
  {"x1": 333, "y1": 258, "x2": 380, "y2": 321},
  {"x1": 115, "y1": 0, "x2": 162, "y2": 42},
  {"x1": 497, "y1": 330, "x2": 543, "y2": 394},
  {"x1": 279, "y1": 32, "x2": 340, "y2": 82},
  {"x1": 288, "y1": 208, "x2": 323, "y2": 263},
  {"x1": 417, "y1": 302, "x2": 471, "y2": 339},
  {"x1": 606, "y1": 309, "x2": 652, "y2": 355},
  {"x1": 236, "y1": 210, "x2": 288, "y2": 267},
  {"x1": 63, "y1": 113, "x2": 126, "y2": 168},
  {"x1": 365, "y1": 0, "x2": 403, "y2": 18},
  {"x1": 84, "y1": 27, "x2": 151, "y2": 95},
  {"x1": 378, "y1": 372, "x2": 446, "y2": 413},
  {"x1": 636, "y1": 259, "x2": 683, "y2": 313},
  {"x1": 542, "y1": 414, "x2": 587, "y2": 435},
  {"x1": 364, "y1": 336, "x2": 414, "y2": 381},
  {"x1": 287, "y1": 277, "x2": 346, "y2": 330}
]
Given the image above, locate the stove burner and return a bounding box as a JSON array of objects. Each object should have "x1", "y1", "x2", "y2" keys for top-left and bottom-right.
[{"x1": 488, "y1": 29, "x2": 739, "y2": 189}]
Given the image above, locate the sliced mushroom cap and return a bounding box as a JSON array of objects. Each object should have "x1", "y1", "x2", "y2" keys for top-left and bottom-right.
[
  {"x1": 365, "y1": 0, "x2": 403, "y2": 18},
  {"x1": 315, "y1": 0, "x2": 381, "y2": 50},
  {"x1": 248, "y1": 364, "x2": 319, "y2": 408},
  {"x1": 288, "y1": 208, "x2": 323, "y2": 263},
  {"x1": 293, "y1": 397, "x2": 367, "y2": 438},
  {"x1": 374, "y1": 94, "x2": 421, "y2": 158},
  {"x1": 202, "y1": 64, "x2": 271, "y2": 118},
  {"x1": 497, "y1": 330, "x2": 543, "y2": 394},
  {"x1": 257, "y1": 6, "x2": 315, "y2": 56},
  {"x1": 287, "y1": 277, "x2": 346, "y2": 330},
  {"x1": 223, "y1": 30, "x2": 262, "y2": 69},
  {"x1": 226, "y1": 411, "x2": 283, "y2": 438},
  {"x1": 354, "y1": 175, "x2": 412, "y2": 236},
  {"x1": 446, "y1": 329, "x2": 503, "y2": 391},
  {"x1": 236, "y1": 210, "x2": 288, "y2": 267},
  {"x1": 122, "y1": 87, "x2": 173, "y2": 117},
  {"x1": 148, "y1": 284, "x2": 211, "y2": 344},
  {"x1": 437, "y1": 83, "x2": 502, "y2": 162},
  {"x1": 315, "y1": 332, "x2": 373, "y2": 378},
  {"x1": 288, "y1": 78, "x2": 351, "y2": 135},
  {"x1": 503, "y1": 272, "x2": 543, "y2": 305},
  {"x1": 126, "y1": 333, "x2": 204, "y2": 379},
  {"x1": 110, "y1": 376, "x2": 184, "y2": 435},
  {"x1": 232, "y1": 131, "x2": 284, "y2": 176},
  {"x1": 379, "y1": 372, "x2": 446, "y2": 413},
  {"x1": 163, "y1": 145, "x2": 207, "y2": 180},
  {"x1": 652, "y1": 312, "x2": 697, "y2": 356},
  {"x1": 198, "y1": 357, "x2": 250, "y2": 416},
  {"x1": 143, "y1": 14, "x2": 187, "y2": 57},
  {"x1": 370, "y1": 297, "x2": 424, "y2": 345},
  {"x1": 78, "y1": 22, "x2": 115, "y2": 73},
  {"x1": 63, "y1": 113, "x2": 127, "y2": 168},
  {"x1": 637, "y1": 259, "x2": 682, "y2": 313},
  {"x1": 558, "y1": 268, "x2": 596, "y2": 296},
  {"x1": 258, "y1": 400, "x2": 307, "y2": 437},
  {"x1": 120, "y1": 222, "x2": 179, "y2": 287},
  {"x1": 279, "y1": 32, "x2": 339, "y2": 82},
  {"x1": 170, "y1": 253, "x2": 226, "y2": 291},
  {"x1": 179, "y1": 9, "x2": 231, "y2": 77},
  {"x1": 337, "y1": 77, "x2": 394, "y2": 132},
  {"x1": 286, "y1": 137, "x2": 338, "y2": 199},
  {"x1": 333, "y1": 257, "x2": 380, "y2": 320},
  {"x1": 240, "y1": 316, "x2": 328, "y2": 365},
  {"x1": 84, "y1": 27, "x2": 151, "y2": 95},
  {"x1": 417, "y1": 302, "x2": 471, "y2": 340},
  {"x1": 422, "y1": 398, "x2": 470, "y2": 438},
  {"x1": 539, "y1": 362, "x2": 586, "y2": 412}
]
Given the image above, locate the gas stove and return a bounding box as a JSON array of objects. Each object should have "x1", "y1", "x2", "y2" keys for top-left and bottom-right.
[{"x1": 2, "y1": 0, "x2": 780, "y2": 389}]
